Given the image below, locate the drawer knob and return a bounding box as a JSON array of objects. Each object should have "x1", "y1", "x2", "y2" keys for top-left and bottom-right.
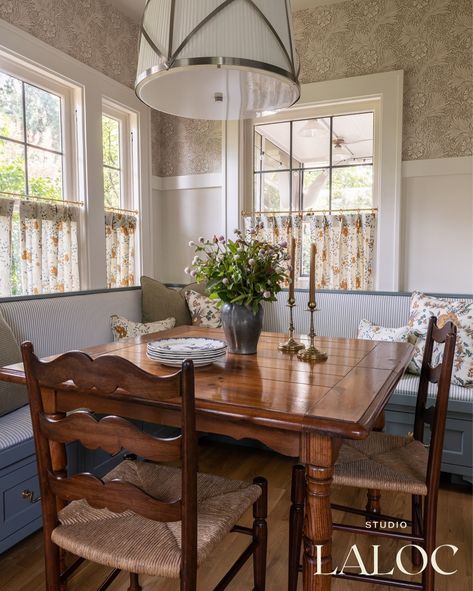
[{"x1": 21, "y1": 489, "x2": 41, "y2": 504}]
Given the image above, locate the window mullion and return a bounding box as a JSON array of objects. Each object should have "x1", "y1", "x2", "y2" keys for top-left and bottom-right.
[
  {"x1": 21, "y1": 81, "x2": 29, "y2": 195},
  {"x1": 289, "y1": 121, "x2": 293, "y2": 215},
  {"x1": 329, "y1": 116, "x2": 333, "y2": 214}
]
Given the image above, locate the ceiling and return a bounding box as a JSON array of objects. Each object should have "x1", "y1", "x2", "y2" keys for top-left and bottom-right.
[
  {"x1": 108, "y1": 0, "x2": 350, "y2": 23},
  {"x1": 255, "y1": 112, "x2": 374, "y2": 167}
]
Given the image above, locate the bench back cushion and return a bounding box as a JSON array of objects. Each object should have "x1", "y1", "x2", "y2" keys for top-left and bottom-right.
[
  {"x1": 263, "y1": 291, "x2": 412, "y2": 337},
  {"x1": 0, "y1": 289, "x2": 141, "y2": 358},
  {"x1": 263, "y1": 291, "x2": 473, "y2": 340},
  {"x1": 141, "y1": 276, "x2": 208, "y2": 326},
  {"x1": 0, "y1": 310, "x2": 28, "y2": 416}
]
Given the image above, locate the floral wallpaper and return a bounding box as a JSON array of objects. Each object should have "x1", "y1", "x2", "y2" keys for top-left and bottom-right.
[
  {"x1": 1, "y1": 0, "x2": 470, "y2": 175},
  {"x1": 0, "y1": 0, "x2": 139, "y2": 88},
  {"x1": 153, "y1": 0, "x2": 472, "y2": 173},
  {"x1": 294, "y1": 0, "x2": 473, "y2": 160},
  {"x1": 152, "y1": 110, "x2": 222, "y2": 177},
  {"x1": 0, "y1": 0, "x2": 221, "y2": 177}
]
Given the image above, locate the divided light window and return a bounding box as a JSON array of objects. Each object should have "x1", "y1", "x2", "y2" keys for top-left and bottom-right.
[
  {"x1": 102, "y1": 103, "x2": 139, "y2": 288},
  {"x1": 253, "y1": 112, "x2": 375, "y2": 276},
  {"x1": 254, "y1": 113, "x2": 374, "y2": 214},
  {"x1": 0, "y1": 71, "x2": 65, "y2": 200},
  {"x1": 102, "y1": 113, "x2": 122, "y2": 209}
]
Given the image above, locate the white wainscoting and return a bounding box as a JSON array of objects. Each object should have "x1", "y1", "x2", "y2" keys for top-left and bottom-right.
[
  {"x1": 153, "y1": 155, "x2": 473, "y2": 295},
  {"x1": 152, "y1": 174, "x2": 224, "y2": 283},
  {"x1": 400, "y1": 156, "x2": 473, "y2": 294}
]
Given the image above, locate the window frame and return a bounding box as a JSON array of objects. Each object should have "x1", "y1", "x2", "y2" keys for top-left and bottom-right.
[
  {"x1": 102, "y1": 100, "x2": 136, "y2": 212},
  {"x1": 102, "y1": 98, "x2": 142, "y2": 285},
  {"x1": 229, "y1": 72, "x2": 404, "y2": 291},
  {"x1": 0, "y1": 54, "x2": 79, "y2": 204},
  {"x1": 0, "y1": 19, "x2": 153, "y2": 296},
  {"x1": 253, "y1": 111, "x2": 375, "y2": 215}
]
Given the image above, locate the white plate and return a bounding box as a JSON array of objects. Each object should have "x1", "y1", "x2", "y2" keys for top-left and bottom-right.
[
  {"x1": 147, "y1": 352, "x2": 226, "y2": 363},
  {"x1": 148, "y1": 337, "x2": 227, "y2": 354},
  {"x1": 146, "y1": 353, "x2": 225, "y2": 368},
  {"x1": 147, "y1": 349, "x2": 226, "y2": 360}
]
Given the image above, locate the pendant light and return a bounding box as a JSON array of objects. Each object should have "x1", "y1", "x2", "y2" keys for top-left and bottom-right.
[{"x1": 135, "y1": 0, "x2": 300, "y2": 120}]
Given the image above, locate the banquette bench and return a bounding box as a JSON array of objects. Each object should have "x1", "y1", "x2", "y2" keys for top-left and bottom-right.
[{"x1": 0, "y1": 286, "x2": 471, "y2": 554}]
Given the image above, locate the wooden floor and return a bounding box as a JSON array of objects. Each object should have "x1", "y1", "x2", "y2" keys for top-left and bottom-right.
[{"x1": 0, "y1": 440, "x2": 471, "y2": 591}]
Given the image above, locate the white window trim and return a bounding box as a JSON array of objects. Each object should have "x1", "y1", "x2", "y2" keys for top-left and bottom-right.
[
  {"x1": 0, "y1": 18, "x2": 153, "y2": 291},
  {"x1": 102, "y1": 99, "x2": 135, "y2": 212},
  {"x1": 102, "y1": 98, "x2": 142, "y2": 281},
  {"x1": 0, "y1": 54, "x2": 79, "y2": 203},
  {"x1": 225, "y1": 70, "x2": 404, "y2": 291}
]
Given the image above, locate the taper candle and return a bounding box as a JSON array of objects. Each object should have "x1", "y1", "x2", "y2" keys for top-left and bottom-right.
[
  {"x1": 309, "y1": 243, "x2": 316, "y2": 305},
  {"x1": 289, "y1": 237, "x2": 296, "y2": 301}
]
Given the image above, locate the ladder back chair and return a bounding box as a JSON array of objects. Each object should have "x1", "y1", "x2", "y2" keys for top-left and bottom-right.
[
  {"x1": 21, "y1": 342, "x2": 267, "y2": 591},
  {"x1": 288, "y1": 317, "x2": 457, "y2": 591}
]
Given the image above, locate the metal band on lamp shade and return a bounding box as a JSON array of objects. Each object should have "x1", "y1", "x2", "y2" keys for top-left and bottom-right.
[{"x1": 135, "y1": 0, "x2": 300, "y2": 120}]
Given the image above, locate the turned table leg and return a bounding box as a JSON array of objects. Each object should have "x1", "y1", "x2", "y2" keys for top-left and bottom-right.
[
  {"x1": 301, "y1": 432, "x2": 341, "y2": 591},
  {"x1": 366, "y1": 412, "x2": 385, "y2": 516}
]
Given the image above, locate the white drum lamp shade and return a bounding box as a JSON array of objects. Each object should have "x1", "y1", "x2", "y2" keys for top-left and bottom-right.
[{"x1": 135, "y1": 0, "x2": 300, "y2": 120}]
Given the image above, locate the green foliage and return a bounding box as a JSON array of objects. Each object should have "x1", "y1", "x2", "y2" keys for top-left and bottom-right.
[
  {"x1": 0, "y1": 72, "x2": 63, "y2": 201},
  {"x1": 0, "y1": 144, "x2": 61, "y2": 200},
  {"x1": 102, "y1": 116, "x2": 120, "y2": 167},
  {"x1": 331, "y1": 165, "x2": 373, "y2": 209},
  {"x1": 102, "y1": 115, "x2": 121, "y2": 208},
  {"x1": 0, "y1": 153, "x2": 25, "y2": 195},
  {"x1": 186, "y1": 230, "x2": 289, "y2": 313}
]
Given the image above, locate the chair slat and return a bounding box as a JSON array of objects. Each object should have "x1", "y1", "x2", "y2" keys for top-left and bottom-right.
[
  {"x1": 40, "y1": 412, "x2": 182, "y2": 463},
  {"x1": 33, "y1": 351, "x2": 180, "y2": 400},
  {"x1": 48, "y1": 473, "x2": 182, "y2": 522},
  {"x1": 426, "y1": 364, "x2": 443, "y2": 384}
]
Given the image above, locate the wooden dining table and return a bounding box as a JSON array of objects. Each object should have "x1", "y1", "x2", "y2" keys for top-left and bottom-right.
[{"x1": 0, "y1": 325, "x2": 414, "y2": 591}]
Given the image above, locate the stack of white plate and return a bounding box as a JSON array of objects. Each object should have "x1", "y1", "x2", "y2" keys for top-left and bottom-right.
[{"x1": 147, "y1": 337, "x2": 227, "y2": 367}]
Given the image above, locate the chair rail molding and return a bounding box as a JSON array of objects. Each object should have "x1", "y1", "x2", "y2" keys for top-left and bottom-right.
[
  {"x1": 402, "y1": 156, "x2": 473, "y2": 178},
  {"x1": 152, "y1": 173, "x2": 223, "y2": 192}
]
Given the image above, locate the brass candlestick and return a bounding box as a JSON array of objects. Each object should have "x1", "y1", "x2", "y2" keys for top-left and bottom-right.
[
  {"x1": 297, "y1": 302, "x2": 328, "y2": 362},
  {"x1": 279, "y1": 298, "x2": 305, "y2": 352}
]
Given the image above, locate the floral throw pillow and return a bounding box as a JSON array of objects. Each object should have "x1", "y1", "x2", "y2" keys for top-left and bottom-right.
[
  {"x1": 110, "y1": 315, "x2": 175, "y2": 342},
  {"x1": 358, "y1": 319, "x2": 410, "y2": 342},
  {"x1": 184, "y1": 290, "x2": 221, "y2": 328},
  {"x1": 407, "y1": 291, "x2": 473, "y2": 387}
]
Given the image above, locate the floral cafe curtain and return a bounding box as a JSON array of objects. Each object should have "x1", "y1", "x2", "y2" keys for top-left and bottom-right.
[
  {"x1": 105, "y1": 211, "x2": 137, "y2": 288},
  {"x1": 308, "y1": 213, "x2": 376, "y2": 290},
  {"x1": 243, "y1": 213, "x2": 304, "y2": 278},
  {"x1": 19, "y1": 201, "x2": 80, "y2": 296},
  {"x1": 0, "y1": 198, "x2": 14, "y2": 297},
  {"x1": 243, "y1": 212, "x2": 376, "y2": 291}
]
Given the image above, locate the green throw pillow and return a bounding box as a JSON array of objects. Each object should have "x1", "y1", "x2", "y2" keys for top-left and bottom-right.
[{"x1": 141, "y1": 276, "x2": 207, "y2": 327}]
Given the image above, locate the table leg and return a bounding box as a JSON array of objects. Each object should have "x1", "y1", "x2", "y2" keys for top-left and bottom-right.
[{"x1": 301, "y1": 432, "x2": 340, "y2": 591}]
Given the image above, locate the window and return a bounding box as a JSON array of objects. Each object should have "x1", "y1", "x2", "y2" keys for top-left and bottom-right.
[
  {"x1": 0, "y1": 25, "x2": 152, "y2": 298},
  {"x1": 0, "y1": 62, "x2": 80, "y2": 297},
  {"x1": 0, "y1": 71, "x2": 66, "y2": 200},
  {"x1": 102, "y1": 102, "x2": 139, "y2": 288},
  {"x1": 254, "y1": 112, "x2": 374, "y2": 214},
  {"x1": 102, "y1": 114, "x2": 122, "y2": 209},
  {"x1": 250, "y1": 111, "x2": 377, "y2": 289}
]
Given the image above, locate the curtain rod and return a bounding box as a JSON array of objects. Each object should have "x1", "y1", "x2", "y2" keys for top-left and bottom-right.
[
  {"x1": 0, "y1": 190, "x2": 84, "y2": 207},
  {"x1": 241, "y1": 207, "x2": 378, "y2": 216},
  {"x1": 105, "y1": 206, "x2": 139, "y2": 215}
]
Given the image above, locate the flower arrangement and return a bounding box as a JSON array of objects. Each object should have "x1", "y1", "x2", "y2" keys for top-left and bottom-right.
[{"x1": 185, "y1": 228, "x2": 289, "y2": 313}]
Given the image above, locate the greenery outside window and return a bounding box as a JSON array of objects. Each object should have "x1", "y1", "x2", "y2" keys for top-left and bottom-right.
[
  {"x1": 0, "y1": 71, "x2": 68, "y2": 201},
  {"x1": 102, "y1": 102, "x2": 139, "y2": 288},
  {"x1": 0, "y1": 62, "x2": 78, "y2": 296},
  {"x1": 102, "y1": 113, "x2": 122, "y2": 209}
]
